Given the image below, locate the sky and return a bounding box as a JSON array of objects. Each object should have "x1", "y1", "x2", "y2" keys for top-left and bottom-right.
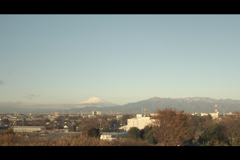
[{"x1": 0, "y1": 14, "x2": 240, "y2": 106}]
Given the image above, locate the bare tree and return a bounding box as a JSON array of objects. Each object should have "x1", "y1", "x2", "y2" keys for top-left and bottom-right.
[
  {"x1": 151, "y1": 108, "x2": 192, "y2": 146},
  {"x1": 221, "y1": 111, "x2": 240, "y2": 146}
]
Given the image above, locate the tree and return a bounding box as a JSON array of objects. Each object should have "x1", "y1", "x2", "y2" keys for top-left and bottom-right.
[
  {"x1": 1, "y1": 119, "x2": 9, "y2": 125},
  {"x1": 220, "y1": 112, "x2": 240, "y2": 146},
  {"x1": 145, "y1": 130, "x2": 157, "y2": 144},
  {"x1": 102, "y1": 127, "x2": 111, "y2": 132},
  {"x1": 127, "y1": 127, "x2": 140, "y2": 140},
  {"x1": 4, "y1": 127, "x2": 14, "y2": 135},
  {"x1": 139, "y1": 129, "x2": 145, "y2": 140},
  {"x1": 151, "y1": 108, "x2": 192, "y2": 146},
  {"x1": 87, "y1": 128, "x2": 100, "y2": 138},
  {"x1": 143, "y1": 126, "x2": 152, "y2": 140},
  {"x1": 121, "y1": 115, "x2": 131, "y2": 125},
  {"x1": 70, "y1": 126, "x2": 76, "y2": 131},
  {"x1": 198, "y1": 123, "x2": 228, "y2": 146}
]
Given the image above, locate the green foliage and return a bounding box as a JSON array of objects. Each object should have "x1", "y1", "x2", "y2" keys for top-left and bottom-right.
[
  {"x1": 87, "y1": 128, "x2": 100, "y2": 139},
  {"x1": 127, "y1": 127, "x2": 140, "y2": 140},
  {"x1": 102, "y1": 127, "x2": 111, "y2": 132},
  {"x1": 198, "y1": 123, "x2": 228, "y2": 145},
  {"x1": 143, "y1": 126, "x2": 152, "y2": 140},
  {"x1": 145, "y1": 130, "x2": 157, "y2": 144},
  {"x1": 208, "y1": 114, "x2": 212, "y2": 120},
  {"x1": 139, "y1": 129, "x2": 145, "y2": 140}
]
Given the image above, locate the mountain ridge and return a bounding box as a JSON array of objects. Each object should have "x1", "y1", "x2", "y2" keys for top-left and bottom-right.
[
  {"x1": 1, "y1": 97, "x2": 240, "y2": 114},
  {"x1": 70, "y1": 97, "x2": 240, "y2": 114}
]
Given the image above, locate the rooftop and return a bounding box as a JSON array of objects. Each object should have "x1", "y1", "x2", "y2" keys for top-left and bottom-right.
[{"x1": 11, "y1": 126, "x2": 46, "y2": 128}]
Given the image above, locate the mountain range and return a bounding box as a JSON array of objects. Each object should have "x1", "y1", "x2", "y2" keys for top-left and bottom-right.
[
  {"x1": 1, "y1": 97, "x2": 240, "y2": 114},
  {"x1": 70, "y1": 97, "x2": 240, "y2": 115}
]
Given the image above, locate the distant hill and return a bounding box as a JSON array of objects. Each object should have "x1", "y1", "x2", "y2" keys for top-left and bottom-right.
[
  {"x1": 68, "y1": 97, "x2": 240, "y2": 114},
  {"x1": 1, "y1": 97, "x2": 240, "y2": 114}
]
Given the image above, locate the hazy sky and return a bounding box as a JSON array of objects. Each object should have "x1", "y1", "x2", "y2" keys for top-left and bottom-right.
[{"x1": 0, "y1": 14, "x2": 240, "y2": 105}]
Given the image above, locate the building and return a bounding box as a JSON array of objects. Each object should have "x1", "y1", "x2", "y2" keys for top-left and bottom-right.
[
  {"x1": 63, "y1": 125, "x2": 69, "y2": 129},
  {"x1": 100, "y1": 132, "x2": 128, "y2": 141},
  {"x1": 92, "y1": 111, "x2": 96, "y2": 116},
  {"x1": 201, "y1": 113, "x2": 209, "y2": 116},
  {"x1": 96, "y1": 111, "x2": 101, "y2": 116},
  {"x1": 125, "y1": 114, "x2": 155, "y2": 131},
  {"x1": 54, "y1": 112, "x2": 59, "y2": 117},
  {"x1": 118, "y1": 125, "x2": 127, "y2": 131},
  {"x1": 88, "y1": 115, "x2": 93, "y2": 118},
  {"x1": 11, "y1": 126, "x2": 46, "y2": 132},
  {"x1": 210, "y1": 112, "x2": 219, "y2": 119},
  {"x1": 150, "y1": 113, "x2": 159, "y2": 117},
  {"x1": 116, "y1": 115, "x2": 123, "y2": 119}
]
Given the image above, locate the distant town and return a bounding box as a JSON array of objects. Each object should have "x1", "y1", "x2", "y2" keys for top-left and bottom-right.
[{"x1": 0, "y1": 100, "x2": 239, "y2": 146}]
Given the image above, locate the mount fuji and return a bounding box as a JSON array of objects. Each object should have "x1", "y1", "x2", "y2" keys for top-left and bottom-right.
[{"x1": 76, "y1": 96, "x2": 118, "y2": 108}]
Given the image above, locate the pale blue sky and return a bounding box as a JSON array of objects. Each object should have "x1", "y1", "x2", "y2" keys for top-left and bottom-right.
[{"x1": 0, "y1": 14, "x2": 240, "y2": 105}]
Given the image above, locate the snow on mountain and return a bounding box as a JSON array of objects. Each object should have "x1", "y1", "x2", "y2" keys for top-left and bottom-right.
[
  {"x1": 78, "y1": 96, "x2": 110, "y2": 104},
  {"x1": 76, "y1": 96, "x2": 118, "y2": 108}
]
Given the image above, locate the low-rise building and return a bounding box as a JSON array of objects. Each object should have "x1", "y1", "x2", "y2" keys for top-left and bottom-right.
[
  {"x1": 118, "y1": 125, "x2": 127, "y2": 131},
  {"x1": 209, "y1": 112, "x2": 219, "y2": 119},
  {"x1": 97, "y1": 111, "x2": 101, "y2": 116},
  {"x1": 116, "y1": 115, "x2": 123, "y2": 119},
  {"x1": 88, "y1": 115, "x2": 93, "y2": 118},
  {"x1": 100, "y1": 132, "x2": 128, "y2": 141},
  {"x1": 150, "y1": 113, "x2": 159, "y2": 117},
  {"x1": 11, "y1": 126, "x2": 46, "y2": 132},
  {"x1": 201, "y1": 113, "x2": 209, "y2": 116}
]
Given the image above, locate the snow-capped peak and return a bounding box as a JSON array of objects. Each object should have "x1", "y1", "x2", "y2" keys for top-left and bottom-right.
[{"x1": 79, "y1": 96, "x2": 109, "y2": 104}]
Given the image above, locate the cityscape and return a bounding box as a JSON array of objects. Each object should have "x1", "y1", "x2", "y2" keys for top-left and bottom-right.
[
  {"x1": 1, "y1": 15, "x2": 240, "y2": 146},
  {"x1": 0, "y1": 96, "x2": 239, "y2": 146}
]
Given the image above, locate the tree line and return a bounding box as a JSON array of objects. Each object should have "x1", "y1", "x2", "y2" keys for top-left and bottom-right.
[{"x1": 126, "y1": 108, "x2": 240, "y2": 146}]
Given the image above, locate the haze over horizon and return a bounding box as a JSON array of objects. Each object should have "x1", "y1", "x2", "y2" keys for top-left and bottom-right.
[{"x1": 0, "y1": 15, "x2": 240, "y2": 106}]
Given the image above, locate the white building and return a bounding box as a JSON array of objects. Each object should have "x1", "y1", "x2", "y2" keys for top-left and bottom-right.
[
  {"x1": 125, "y1": 114, "x2": 155, "y2": 131},
  {"x1": 100, "y1": 132, "x2": 128, "y2": 141},
  {"x1": 92, "y1": 111, "x2": 96, "y2": 116},
  {"x1": 116, "y1": 115, "x2": 123, "y2": 119},
  {"x1": 118, "y1": 125, "x2": 127, "y2": 131},
  {"x1": 150, "y1": 113, "x2": 159, "y2": 117},
  {"x1": 201, "y1": 113, "x2": 209, "y2": 116},
  {"x1": 96, "y1": 111, "x2": 101, "y2": 116},
  {"x1": 210, "y1": 112, "x2": 219, "y2": 119},
  {"x1": 201, "y1": 112, "x2": 219, "y2": 119},
  {"x1": 11, "y1": 126, "x2": 46, "y2": 132}
]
